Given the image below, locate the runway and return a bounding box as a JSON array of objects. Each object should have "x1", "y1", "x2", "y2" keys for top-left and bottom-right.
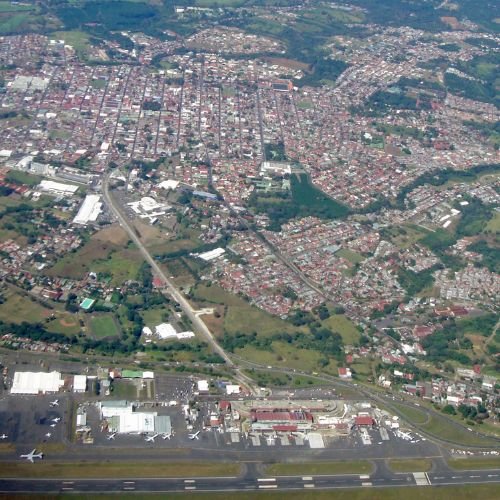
[{"x1": 1, "y1": 468, "x2": 499, "y2": 493}]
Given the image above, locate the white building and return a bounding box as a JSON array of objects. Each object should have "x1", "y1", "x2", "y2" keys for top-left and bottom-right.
[
  {"x1": 73, "y1": 195, "x2": 102, "y2": 225},
  {"x1": 39, "y1": 180, "x2": 79, "y2": 196},
  {"x1": 155, "y1": 323, "x2": 178, "y2": 340},
  {"x1": 73, "y1": 375, "x2": 87, "y2": 393},
  {"x1": 11, "y1": 371, "x2": 64, "y2": 394}
]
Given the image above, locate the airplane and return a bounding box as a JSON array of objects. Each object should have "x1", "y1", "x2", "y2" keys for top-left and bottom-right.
[
  {"x1": 51, "y1": 417, "x2": 61, "y2": 423},
  {"x1": 0, "y1": 434, "x2": 7, "y2": 440},
  {"x1": 20, "y1": 449, "x2": 43, "y2": 463},
  {"x1": 50, "y1": 424, "x2": 56, "y2": 428},
  {"x1": 49, "y1": 400, "x2": 59, "y2": 407},
  {"x1": 188, "y1": 431, "x2": 200, "y2": 440},
  {"x1": 162, "y1": 433, "x2": 172, "y2": 440},
  {"x1": 45, "y1": 433, "x2": 52, "y2": 438},
  {"x1": 145, "y1": 434, "x2": 159, "y2": 443},
  {"x1": 107, "y1": 433, "x2": 116, "y2": 440}
]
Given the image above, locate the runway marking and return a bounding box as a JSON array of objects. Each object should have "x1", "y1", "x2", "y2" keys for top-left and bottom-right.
[
  {"x1": 488, "y1": 475, "x2": 499, "y2": 477},
  {"x1": 413, "y1": 472, "x2": 430, "y2": 486},
  {"x1": 184, "y1": 480, "x2": 196, "y2": 483},
  {"x1": 123, "y1": 487, "x2": 135, "y2": 490},
  {"x1": 185, "y1": 486, "x2": 196, "y2": 490},
  {"x1": 302, "y1": 477, "x2": 313, "y2": 481},
  {"x1": 61, "y1": 488, "x2": 74, "y2": 491},
  {"x1": 258, "y1": 478, "x2": 276, "y2": 482},
  {"x1": 452, "y1": 476, "x2": 462, "y2": 479},
  {"x1": 434, "y1": 476, "x2": 444, "y2": 479},
  {"x1": 361, "y1": 482, "x2": 372, "y2": 487},
  {"x1": 304, "y1": 483, "x2": 315, "y2": 488},
  {"x1": 359, "y1": 475, "x2": 370, "y2": 480},
  {"x1": 259, "y1": 485, "x2": 278, "y2": 489},
  {"x1": 470, "y1": 475, "x2": 480, "y2": 478}
]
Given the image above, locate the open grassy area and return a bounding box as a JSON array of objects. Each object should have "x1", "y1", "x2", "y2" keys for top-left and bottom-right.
[
  {"x1": 0, "y1": 291, "x2": 50, "y2": 323},
  {"x1": 91, "y1": 249, "x2": 142, "y2": 286},
  {"x1": 392, "y1": 403, "x2": 429, "y2": 425},
  {"x1": 193, "y1": 284, "x2": 247, "y2": 308},
  {"x1": 236, "y1": 343, "x2": 329, "y2": 373},
  {"x1": 265, "y1": 461, "x2": 373, "y2": 476},
  {"x1": 387, "y1": 459, "x2": 432, "y2": 472},
  {"x1": 42, "y1": 485, "x2": 500, "y2": 500},
  {"x1": 224, "y1": 304, "x2": 304, "y2": 338},
  {"x1": 0, "y1": 461, "x2": 241, "y2": 479},
  {"x1": 88, "y1": 314, "x2": 120, "y2": 339},
  {"x1": 322, "y1": 314, "x2": 360, "y2": 344},
  {"x1": 111, "y1": 379, "x2": 138, "y2": 399},
  {"x1": 448, "y1": 458, "x2": 500, "y2": 470},
  {"x1": 52, "y1": 30, "x2": 91, "y2": 57},
  {"x1": 421, "y1": 415, "x2": 497, "y2": 447},
  {"x1": 336, "y1": 248, "x2": 364, "y2": 264},
  {"x1": 5, "y1": 170, "x2": 42, "y2": 187}
]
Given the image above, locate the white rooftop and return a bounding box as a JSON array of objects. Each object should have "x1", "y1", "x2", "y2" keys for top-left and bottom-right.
[{"x1": 11, "y1": 371, "x2": 64, "y2": 394}]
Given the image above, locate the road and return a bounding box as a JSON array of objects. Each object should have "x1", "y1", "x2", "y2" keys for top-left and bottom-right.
[
  {"x1": 101, "y1": 173, "x2": 256, "y2": 393},
  {"x1": 1, "y1": 465, "x2": 499, "y2": 494}
]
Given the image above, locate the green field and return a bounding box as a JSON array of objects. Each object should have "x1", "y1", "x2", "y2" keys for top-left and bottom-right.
[
  {"x1": 266, "y1": 461, "x2": 373, "y2": 476},
  {"x1": 392, "y1": 403, "x2": 429, "y2": 425},
  {"x1": 336, "y1": 248, "x2": 364, "y2": 264},
  {"x1": 0, "y1": 292, "x2": 49, "y2": 323},
  {"x1": 49, "y1": 485, "x2": 500, "y2": 500},
  {"x1": 5, "y1": 170, "x2": 42, "y2": 187},
  {"x1": 421, "y1": 415, "x2": 497, "y2": 447},
  {"x1": 88, "y1": 314, "x2": 120, "y2": 339},
  {"x1": 91, "y1": 250, "x2": 142, "y2": 286},
  {"x1": 0, "y1": 2, "x2": 34, "y2": 12},
  {"x1": 0, "y1": 461, "x2": 240, "y2": 479},
  {"x1": 387, "y1": 459, "x2": 432, "y2": 472},
  {"x1": 322, "y1": 314, "x2": 360, "y2": 344},
  {"x1": 236, "y1": 343, "x2": 331, "y2": 373},
  {"x1": 52, "y1": 30, "x2": 91, "y2": 57},
  {"x1": 448, "y1": 458, "x2": 500, "y2": 470}
]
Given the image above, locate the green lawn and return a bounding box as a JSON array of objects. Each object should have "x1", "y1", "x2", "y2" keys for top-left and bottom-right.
[
  {"x1": 266, "y1": 461, "x2": 373, "y2": 476},
  {"x1": 53, "y1": 485, "x2": 500, "y2": 499},
  {"x1": 387, "y1": 459, "x2": 432, "y2": 472},
  {"x1": 0, "y1": 292, "x2": 50, "y2": 323},
  {"x1": 448, "y1": 458, "x2": 500, "y2": 470},
  {"x1": 88, "y1": 314, "x2": 120, "y2": 339},
  {"x1": 0, "y1": 461, "x2": 241, "y2": 478},
  {"x1": 193, "y1": 284, "x2": 247, "y2": 307},
  {"x1": 322, "y1": 314, "x2": 360, "y2": 344},
  {"x1": 421, "y1": 415, "x2": 497, "y2": 447},
  {"x1": 392, "y1": 403, "x2": 429, "y2": 425},
  {"x1": 5, "y1": 170, "x2": 42, "y2": 187},
  {"x1": 336, "y1": 248, "x2": 365, "y2": 264},
  {"x1": 111, "y1": 380, "x2": 137, "y2": 399},
  {"x1": 52, "y1": 30, "x2": 91, "y2": 57},
  {"x1": 91, "y1": 250, "x2": 142, "y2": 286},
  {"x1": 237, "y1": 342, "x2": 328, "y2": 373}
]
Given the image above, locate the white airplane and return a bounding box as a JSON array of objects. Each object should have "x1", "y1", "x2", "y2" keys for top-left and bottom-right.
[
  {"x1": 0, "y1": 434, "x2": 7, "y2": 440},
  {"x1": 162, "y1": 433, "x2": 172, "y2": 440},
  {"x1": 51, "y1": 417, "x2": 61, "y2": 423},
  {"x1": 20, "y1": 449, "x2": 43, "y2": 463},
  {"x1": 188, "y1": 431, "x2": 200, "y2": 440},
  {"x1": 145, "y1": 434, "x2": 159, "y2": 443},
  {"x1": 107, "y1": 433, "x2": 116, "y2": 441},
  {"x1": 45, "y1": 432, "x2": 52, "y2": 438},
  {"x1": 50, "y1": 424, "x2": 56, "y2": 428},
  {"x1": 49, "y1": 400, "x2": 59, "y2": 407}
]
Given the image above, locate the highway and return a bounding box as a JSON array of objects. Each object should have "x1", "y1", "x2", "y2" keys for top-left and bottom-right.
[
  {"x1": 102, "y1": 174, "x2": 257, "y2": 393},
  {"x1": 1, "y1": 467, "x2": 499, "y2": 494}
]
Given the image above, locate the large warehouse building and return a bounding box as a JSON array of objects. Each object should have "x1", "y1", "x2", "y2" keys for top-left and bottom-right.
[
  {"x1": 73, "y1": 194, "x2": 102, "y2": 225},
  {"x1": 11, "y1": 371, "x2": 64, "y2": 394},
  {"x1": 100, "y1": 401, "x2": 171, "y2": 435}
]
